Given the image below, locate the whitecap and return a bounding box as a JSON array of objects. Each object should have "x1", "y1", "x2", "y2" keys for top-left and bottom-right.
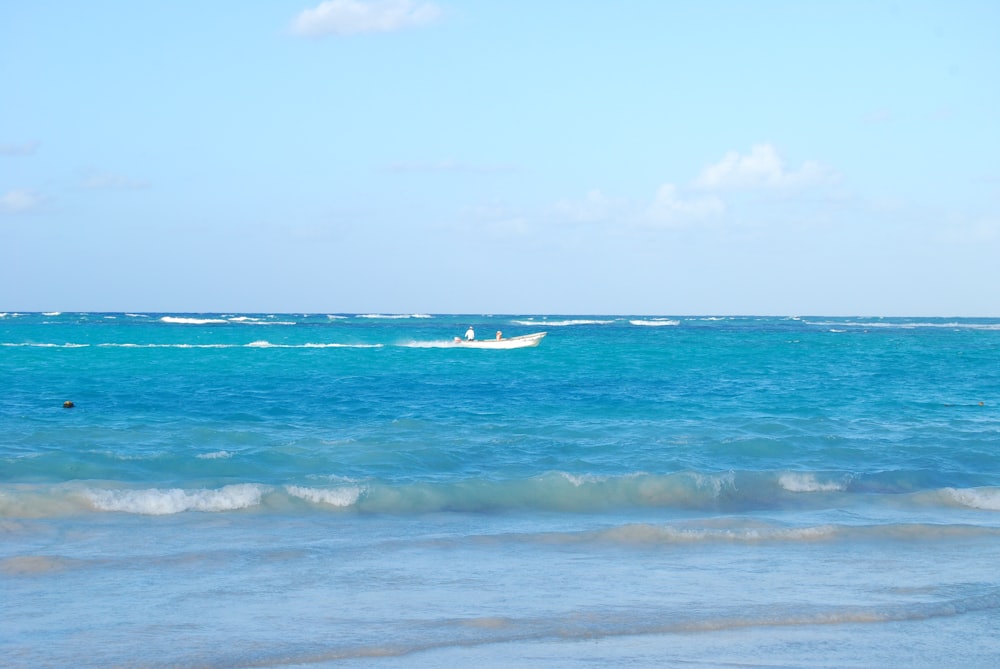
[{"x1": 630, "y1": 319, "x2": 679, "y2": 327}]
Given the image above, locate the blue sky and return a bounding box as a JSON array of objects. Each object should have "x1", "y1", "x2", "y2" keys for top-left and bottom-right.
[{"x1": 2, "y1": 0, "x2": 997, "y2": 315}]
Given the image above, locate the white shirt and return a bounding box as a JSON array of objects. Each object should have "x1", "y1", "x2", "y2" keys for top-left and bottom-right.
[{"x1": 465, "y1": 327, "x2": 475, "y2": 340}]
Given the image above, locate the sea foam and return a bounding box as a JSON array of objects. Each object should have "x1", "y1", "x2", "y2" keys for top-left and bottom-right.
[
  {"x1": 943, "y1": 487, "x2": 1000, "y2": 510},
  {"x1": 286, "y1": 485, "x2": 363, "y2": 507},
  {"x1": 85, "y1": 484, "x2": 268, "y2": 515},
  {"x1": 778, "y1": 472, "x2": 846, "y2": 493}
]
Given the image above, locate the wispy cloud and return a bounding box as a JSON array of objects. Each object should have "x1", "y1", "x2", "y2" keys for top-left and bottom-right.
[
  {"x1": 550, "y1": 144, "x2": 834, "y2": 230},
  {"x1": 0, "y1": 141, "x2": 40, "y2": 156},
  {"x1": 643, "y1": 184, "x2": 725, "y2": 226},
  {"x1": 551, "y1": 186, "x2": 723, "y2": 229},
  {"x1": 552, "y1": 190, "x2": 625, "y2": 224},
  {"x1": 863, "y1": 108, "x2": 893, "y2": 124},
  {"x1": 1, "y1": 189, "x2": 43, "y2": 213},
  {"x1": 385, "y1": 159, "x2": 517, "y2": 174},
  {"x1": 693, "y1": 144, "x2": 837, "y2": 190},
  {"x1": 81, "y1": 172, "x2": 150, "y2": 190},
  {"x1": 290, "y1": 0, "x2": 441, "y2": 37},
  {"x1": 456, "y1": 202, "x2": 531, "y2": 239}
]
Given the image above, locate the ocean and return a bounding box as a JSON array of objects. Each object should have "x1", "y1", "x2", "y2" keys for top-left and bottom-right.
[{"x1": 2, "y1": 312, "x2": 999, "y2": 667}]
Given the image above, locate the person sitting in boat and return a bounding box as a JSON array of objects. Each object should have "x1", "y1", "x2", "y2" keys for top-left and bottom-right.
[
  {"x1": 495, "y1": 331, "x2": 503, "y2": 340},
  {"x1": 465, "y1": 326, "x2": 475, "y2": 341}
]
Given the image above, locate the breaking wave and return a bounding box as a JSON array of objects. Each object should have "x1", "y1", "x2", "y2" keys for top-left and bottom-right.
[
  {"x1": 85, "y1": 484, "x2": 267, "y2": 515},
  {"x1": 941, "y1": 486, "x2": 1000, "y2": 511},
  {"x1": 286, "y1": 485, "x2": 363, "y2": 507},
  {"x1": 778, "y1": 472, "x2": 847, "y2": 492},
  {"x1": 160, "y1": 316, "x2": 229, "y2": 325},
  {"x1": 630, "y1": 319, "x2": 680, "y2": 327}
]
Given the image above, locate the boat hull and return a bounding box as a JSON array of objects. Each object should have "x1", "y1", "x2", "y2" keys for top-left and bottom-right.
[{"x1": 456, "y1": 332, "x2": 546, "y2": 349}]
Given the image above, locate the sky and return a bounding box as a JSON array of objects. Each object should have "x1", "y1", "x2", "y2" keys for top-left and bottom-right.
[{"x1": 1, "y1": 0, "x2": 998, "y2": 315}]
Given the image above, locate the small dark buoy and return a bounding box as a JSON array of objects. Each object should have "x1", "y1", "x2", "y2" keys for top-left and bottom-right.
[{"x1": 63, "y1": 401, "x2": 75, "y2": 409}]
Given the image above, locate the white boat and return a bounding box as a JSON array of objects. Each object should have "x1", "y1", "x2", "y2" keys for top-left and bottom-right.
[{"x1": 454, "y1": 332, "x2": 547, "y2": 349}]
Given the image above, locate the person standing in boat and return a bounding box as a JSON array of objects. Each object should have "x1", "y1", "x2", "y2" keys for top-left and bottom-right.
[
  {"x1": 465, "y1": 326, "x2": 475, "y2": 341},
  {"x1": 495, "y1": 331, "x2": 503, "y2": 340}
]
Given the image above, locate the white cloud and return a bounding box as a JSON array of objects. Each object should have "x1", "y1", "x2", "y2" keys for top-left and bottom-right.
[
  {"x1": 1, "y1": 189, "x2": 43, "y2": 213},
  {"x1": 694, "y1": 143, "x2": 835, "y2": 190},
  {"x1": 543, "y1": 144, "x2": 835, "y2": 232},
  {"x1": 290, "y1": 0, "x2": 441, "y2": 37},
  {"x1": 643, "y1": 184, "x2": 725, "y2": 226}
]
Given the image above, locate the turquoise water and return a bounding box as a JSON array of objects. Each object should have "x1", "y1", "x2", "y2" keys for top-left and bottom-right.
[{"x1": 2, "y1": 313, "x2": 999, "y2": 667}]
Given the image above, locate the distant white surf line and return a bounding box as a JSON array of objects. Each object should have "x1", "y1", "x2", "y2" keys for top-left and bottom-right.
[
  {"x1": 511, "y1": 319, "x2": 614, "y2": 326},
  {"x1": 356, "y1": 313, "x2": 433, "y2": 319},
  {"x1": 225, "y1": 316, "x2": 297, "y2": 325},
  {"x1": 159, "y1": 316, "x2": 299, "y2": 325},
  {"x1": 630, "y1": 319, "x2": 680, "y2": 327},
  {"x1": 803, "y1": 319, "x2": 1000, "y2": 330},
  {"x1": 160, "y1": 316, "x2": 228, "y2": 325}
]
